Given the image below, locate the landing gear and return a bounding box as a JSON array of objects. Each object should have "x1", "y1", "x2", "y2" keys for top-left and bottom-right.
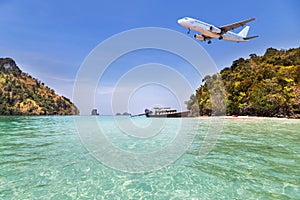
[
  {"x1": 187, "y1": 28, "x2": 190, "y2": 34},
  {"x1": 219, "y1": 36, "x2": 223, "y2": 40},
  {"x1": 208, "y1": 40, "x2": 212, "y2": 44}
]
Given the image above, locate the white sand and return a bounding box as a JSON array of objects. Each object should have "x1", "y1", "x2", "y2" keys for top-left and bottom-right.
[{"x1": 195, "y1": 116, "x2": 297, "y2": 120}]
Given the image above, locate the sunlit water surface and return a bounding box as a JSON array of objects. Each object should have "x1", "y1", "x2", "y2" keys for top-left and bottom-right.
[{"x1": 0, "y1": 116, "x2": 299, "y2": 199}]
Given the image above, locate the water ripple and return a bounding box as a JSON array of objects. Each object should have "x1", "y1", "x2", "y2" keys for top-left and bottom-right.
[{"x1": 0, "y1": 116, "x2": 299, "y2": 199}]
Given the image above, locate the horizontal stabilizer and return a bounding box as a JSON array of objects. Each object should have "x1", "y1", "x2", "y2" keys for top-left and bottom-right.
[{"x1": 244, "y1": 35, "x2": 259, "y2": 40}]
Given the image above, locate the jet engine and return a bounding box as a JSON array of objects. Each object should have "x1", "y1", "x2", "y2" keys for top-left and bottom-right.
[
  {"x1": 194, "y1": 34, "x2": 205, "y2": 41},
  {"x1": 209, "y1": 26, "x2": 221, "y2": 34}
]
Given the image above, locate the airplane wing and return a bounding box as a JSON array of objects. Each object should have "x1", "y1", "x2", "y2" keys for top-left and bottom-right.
[{"x1": 220, "y1": 18, "x2": 256, "y2": 34}]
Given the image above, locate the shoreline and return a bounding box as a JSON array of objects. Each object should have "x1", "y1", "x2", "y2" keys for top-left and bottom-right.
[
  {"x1": 0, "y1": 115, "x2": 299, "y2": 120},
  {"x1": 195, "y1": 115, "x2": 300, "y2": 120}
]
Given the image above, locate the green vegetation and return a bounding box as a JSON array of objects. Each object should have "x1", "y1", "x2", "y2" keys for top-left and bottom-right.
[
  {"x1": 186, "y1": 47, "x2": 300, "y2": 118},
  {"x1": 0, "y1": 58, "x2": 79, "y2": 115}
]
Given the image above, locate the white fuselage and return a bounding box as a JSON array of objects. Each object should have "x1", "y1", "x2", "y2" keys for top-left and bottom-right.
[{"x1": 178, "y1": 17, "x2": 245, "y2": 42}]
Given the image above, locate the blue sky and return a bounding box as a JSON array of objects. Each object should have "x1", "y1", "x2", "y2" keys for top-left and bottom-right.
[{"x1": 0, "y1": 0, "x2": 299, "y2": 114}]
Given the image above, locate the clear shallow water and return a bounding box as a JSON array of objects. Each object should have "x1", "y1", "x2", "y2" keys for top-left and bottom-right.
[{"x1": 0, "y1": 116, "x2": 299, "y2": 199}]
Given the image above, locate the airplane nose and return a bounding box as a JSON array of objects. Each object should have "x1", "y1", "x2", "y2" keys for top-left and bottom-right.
[{"x1": 177, "y1": 19, "x2": 183, "y2": 24}]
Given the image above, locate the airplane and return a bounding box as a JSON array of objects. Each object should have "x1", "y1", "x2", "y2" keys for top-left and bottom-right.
[{"x1": 177, "y1": 17, "x2": 258, "y2": 44}]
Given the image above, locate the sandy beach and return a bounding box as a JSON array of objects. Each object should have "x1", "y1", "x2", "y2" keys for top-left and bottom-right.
[{"x1": 196, "y1": 116, "x2": 299, "y2": 120}]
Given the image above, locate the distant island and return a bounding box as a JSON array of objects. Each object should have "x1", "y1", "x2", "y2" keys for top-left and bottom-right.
[
  {"x1": 91, "y1": 109, "x2": 99, "y2": 115},
  {"x1": 0, "y1": 58, "x2": 79, "y2": 115},
  {"x1": 116, "y1": 112, "x2": 131, "y2": 116},
  {"x1": 186, "y1": 47, "x2": 300, "y2": 118}
]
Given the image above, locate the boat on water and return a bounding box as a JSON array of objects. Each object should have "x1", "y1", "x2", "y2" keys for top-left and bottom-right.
[{"x1": 145, "y1": 107, "x2": 190, "y2": 118}]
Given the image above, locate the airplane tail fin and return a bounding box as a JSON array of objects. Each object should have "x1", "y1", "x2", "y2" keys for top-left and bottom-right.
[{"x1": 238, "y1": 26, "x2": 250, "y2": 38}]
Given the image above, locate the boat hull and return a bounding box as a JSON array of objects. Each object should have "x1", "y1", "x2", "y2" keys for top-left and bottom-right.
[{"x1": 147, "y1": 111, "x2": 190, "y2": 118}]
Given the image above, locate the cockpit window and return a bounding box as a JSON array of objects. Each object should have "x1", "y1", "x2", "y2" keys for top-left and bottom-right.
[{"x1": 184, "y1": 17, "x2": 189, "y2": 20}]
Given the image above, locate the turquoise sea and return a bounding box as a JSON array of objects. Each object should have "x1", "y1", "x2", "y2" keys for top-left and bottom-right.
[{"x1": 0, "y1": 116, "x2": 299, "y2": 199}]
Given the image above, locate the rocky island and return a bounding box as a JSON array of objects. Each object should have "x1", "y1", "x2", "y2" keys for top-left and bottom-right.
[
  {"x1": 0, "y1": 58, "x2": 79, "y2": 115},
  {"x1": 186, "y1": 47, "x2": 300, "y2": 118}
]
